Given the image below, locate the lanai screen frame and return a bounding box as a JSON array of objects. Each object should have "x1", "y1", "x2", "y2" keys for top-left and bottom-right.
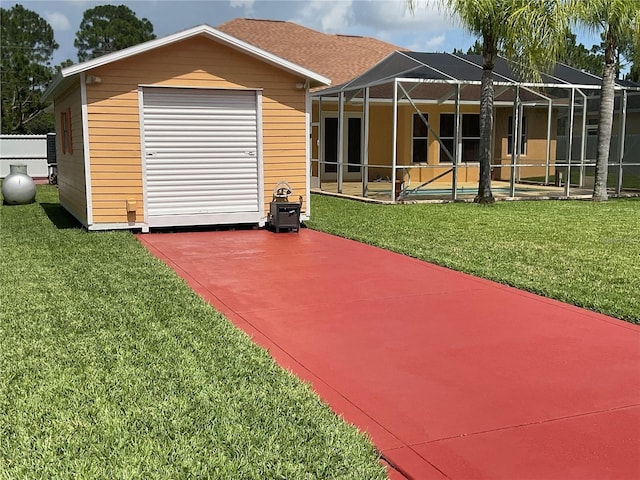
[{"x1": 312, "y1": 52, "x2": 639, "y2": 201}]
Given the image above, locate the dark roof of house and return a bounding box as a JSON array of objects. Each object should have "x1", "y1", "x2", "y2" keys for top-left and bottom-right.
[{"x1": 314, "y1": 51, "x2": 639, "y2": 97}]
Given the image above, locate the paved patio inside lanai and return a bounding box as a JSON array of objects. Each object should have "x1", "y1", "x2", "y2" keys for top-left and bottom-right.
[{"x1": 138, "y1": 229, "x2": 640, "y2": 480}]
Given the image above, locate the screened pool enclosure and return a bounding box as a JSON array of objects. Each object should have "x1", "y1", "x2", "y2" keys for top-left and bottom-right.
[{"x1": 311, "y1": 52, "x2": 640, "y2": 202}]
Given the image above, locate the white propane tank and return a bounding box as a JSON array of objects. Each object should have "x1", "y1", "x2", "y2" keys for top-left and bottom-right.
[{"x1": 2, "y1": 164, "x2": 36, "y2": 205}]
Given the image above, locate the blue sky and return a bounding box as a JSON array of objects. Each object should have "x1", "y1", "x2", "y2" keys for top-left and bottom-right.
[{"x1": 11, "y1": 0, "x2": 603, "y2": 68}]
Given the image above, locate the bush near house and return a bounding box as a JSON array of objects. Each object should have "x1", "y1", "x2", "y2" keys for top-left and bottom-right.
[
  {"x1": 0, "y1": 186, "x2": 386, "y2": 480},
  {"x1": 307, "y1": 194, "x2": 640, "y2": 324}
]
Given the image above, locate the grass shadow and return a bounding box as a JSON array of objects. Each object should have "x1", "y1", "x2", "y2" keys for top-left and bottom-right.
[{"x1": 40, "y1": 202, "x2": 82, "y2": 230}]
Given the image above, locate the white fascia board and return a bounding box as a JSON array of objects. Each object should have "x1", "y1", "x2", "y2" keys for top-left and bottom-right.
[
  {"x1": 44, "y1": 24, "x2": 331, "y2": 101},
  {"x1": 43, "y1": 74, "x2": 73, "y2": 102}
]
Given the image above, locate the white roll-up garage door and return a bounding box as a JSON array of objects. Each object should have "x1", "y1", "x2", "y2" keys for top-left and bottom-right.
[{"x1": 142, "y1": 87, "x2": 262, "y2": 227}]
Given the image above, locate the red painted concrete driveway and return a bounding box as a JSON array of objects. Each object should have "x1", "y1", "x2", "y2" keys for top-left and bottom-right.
[{"x1": 138, "y1": 229, "x2": 640, "y2": 480}]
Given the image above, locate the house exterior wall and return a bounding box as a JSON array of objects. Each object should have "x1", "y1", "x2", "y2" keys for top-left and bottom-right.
[
  {"x1": 310, "y1": 101, "x2": 365, "y2": 179},
  {"x1": 608, "y1": 111, "x2": 640, "y2": 135},
  {"x1": 396, "y1": 103, "x2": 482, "y2": 185},
  {"x1": 53, "y1": 81, "x2": 88, "y2": 225},
  {"x1": 80, "y1": 36, "x2": 307, "y2": 226},
  {"x1": 367, "y1": 104, "x2": 394, "y2": 180},
  {"x1": 313, "y1": 101, "x2": 483, "y2": 184},
  {"x1": 313, "y1": 96, "x2": 568, "y2": 190},
  {"x1": 493, "y1": 106, "x2": 558, "y2": 182}
]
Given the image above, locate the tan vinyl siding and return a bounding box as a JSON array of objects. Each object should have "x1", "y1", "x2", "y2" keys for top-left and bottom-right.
[
  {"x1": 84, "y1": 36, "x2": 308, "y2": 224},
  {"x1": 54, "y1": 81, "x2": 87, "y2": 225}
]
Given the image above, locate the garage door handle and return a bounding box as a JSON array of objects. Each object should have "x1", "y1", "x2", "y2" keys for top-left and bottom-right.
[{"x1": 247, "y1": 151, "x2": 256, "y2": 156}]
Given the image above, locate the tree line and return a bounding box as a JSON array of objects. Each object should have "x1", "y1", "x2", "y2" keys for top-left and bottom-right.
[{"x1": 1, "y1": 4, "x2": 155, "y2": 135}]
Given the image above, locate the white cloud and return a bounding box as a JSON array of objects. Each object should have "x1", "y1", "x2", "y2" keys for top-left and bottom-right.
[
  {"x1": 45, "y1": 11, "x2": 71, "y2": 31},
  {"x1": 291, "y1": 0, "x2": 353, "y2": 33},
  {"x1": 423, "y1": 33, "x2": 445, "y2": 50},
  {"x1": 287, "y1": 0, "x2": 457, "y2": 52},
  {"x1": 61, "y1": 0, "x2": 93, "y2": 6},
  {"x1": 353, "y1": 0, "x2": 451, "y2": 31},
  {"x1": 406, "y1": 33, "x2": 452, "y2": 52},
  {"x1": 289, "y1": 0, "x2": 455, "y2": 43},
  {"x1": 230, "y1": 0, "x2": 255, "y2": 15},
  {"x1": 321, "y1": 0, "x2": 353, "y2": 32}
]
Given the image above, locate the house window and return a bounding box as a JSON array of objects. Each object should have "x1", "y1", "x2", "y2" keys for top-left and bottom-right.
[
  {"x1": 556, "y1": 116, "x2": 596, "y2": 137},
  {"x1": 557, "y1": 117, "x2": 567, "y2": 136},
  {"x1": 60, "y1": 107, "x2": 73, "y2": 154},
  {"x1": 439, "y1": 113, "x2": 480, "y2": 163},
  {"x1": 412, "y1": 113, "x2": 429, "y2": 163},
  {"x1": 323, "y1": 117, "x2": 338, "y2": 173},
  {"x1": 507, "y1": 115, "x2": 527, "y2": 155}
]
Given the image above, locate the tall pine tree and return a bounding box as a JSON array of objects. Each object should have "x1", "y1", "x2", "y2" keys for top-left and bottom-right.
[
  {"x1": 74, "y1": 4, "x2": 155, "y2": 62},
  {"x1": 1, "y1": 4, "x2": 58, "y2": 133}
]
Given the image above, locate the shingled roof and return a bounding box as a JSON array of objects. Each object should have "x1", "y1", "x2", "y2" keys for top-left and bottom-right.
[{"x1": 217, "y1": 18, "x2": 403, "y2": 87}]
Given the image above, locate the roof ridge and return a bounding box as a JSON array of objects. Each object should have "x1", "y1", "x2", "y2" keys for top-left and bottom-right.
[
  {"x1": 220, "y1": 18, "x2": 401, "y2": 48},
  {"x1": 216, "y1": 18, "x2": 404, "y2": 86},
  {"x1": 238, "y1": 18, "x2": 286, "y2": 23}
]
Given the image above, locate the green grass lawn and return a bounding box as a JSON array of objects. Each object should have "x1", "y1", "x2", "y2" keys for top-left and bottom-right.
[
  {"x1": 522, "y1": 166, "x2": 640, "y2": 190},
  {"x1": 0, "y1": 186, "x2": 386, "y2": 480},
  {"x1": 307, "y1": 194, "x2": 640, "y2": 324}
]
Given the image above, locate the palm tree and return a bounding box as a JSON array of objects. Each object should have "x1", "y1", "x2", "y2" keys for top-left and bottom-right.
[
  {"x1": 407, "y1": 0, "x2": 570, "y2": 204},
  {"x1": 573, "y1": 0, "x2": 640, "y2": 201}
]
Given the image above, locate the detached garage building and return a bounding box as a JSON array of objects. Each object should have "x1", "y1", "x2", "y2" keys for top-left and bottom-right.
[{"x1": 43, "y1": 24, "x2": 329, "y2": 231}]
